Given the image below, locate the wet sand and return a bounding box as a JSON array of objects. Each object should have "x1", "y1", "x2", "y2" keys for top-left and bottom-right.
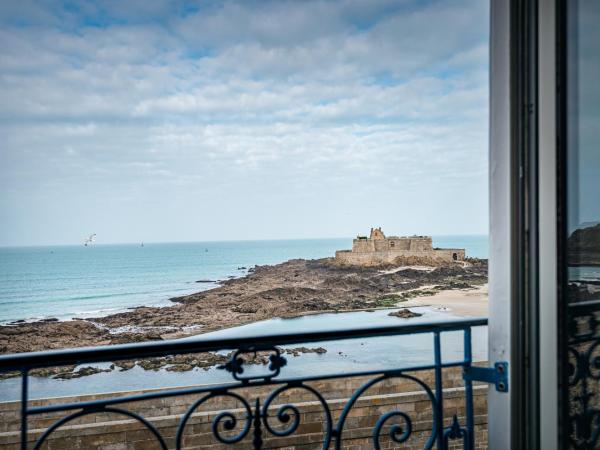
[{"x1": 400, "y1": 284, "x2": 488, "y2": 317}]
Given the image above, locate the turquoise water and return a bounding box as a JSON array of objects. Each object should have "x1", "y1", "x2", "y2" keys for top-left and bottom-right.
[{"x1": 0, "y1": 236, "x2": 488, "y2": 324}]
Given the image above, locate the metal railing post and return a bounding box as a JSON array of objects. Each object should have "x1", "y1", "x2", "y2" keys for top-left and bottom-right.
[
  {"x1": 434, "y1": 331, "x2": 445, "y2": 450},
  {"x1": 20, "y1": 369, "x2": 28, "y2": 450},
  {"x1": 464, "y1": 327, "x2": 475, "y2": 450}
]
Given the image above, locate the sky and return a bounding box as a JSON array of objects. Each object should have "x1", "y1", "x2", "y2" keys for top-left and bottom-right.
[{"x1": 0, "y1": 0, "x2": 490, "y2": 246}]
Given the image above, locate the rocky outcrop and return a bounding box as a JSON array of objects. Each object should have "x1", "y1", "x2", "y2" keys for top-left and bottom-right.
[
  {"x1": 569, "y1": 223, "x2": 600, "y2": 266},
  {"x1": 388, "y1": 309, "x2": 423, "y2": 319}
]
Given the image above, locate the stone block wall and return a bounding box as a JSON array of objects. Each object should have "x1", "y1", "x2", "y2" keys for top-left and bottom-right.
[
  {"x1": 349, "y1": 237, "x2": 434, "y2": 254},
  {"x1": 430, "y1": 249, "x2": 466, "y2": 262},
  {"x1": 0, "y1": 366, "x2": 488, "y2": 449},
  {"x1": 334, "y1": 249, "x2": 465, "y2": 266}
]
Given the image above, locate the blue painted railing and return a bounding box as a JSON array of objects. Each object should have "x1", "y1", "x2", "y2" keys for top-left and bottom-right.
[{"x1": 0, "y1": 317, "x2": 495, "y2": 449}]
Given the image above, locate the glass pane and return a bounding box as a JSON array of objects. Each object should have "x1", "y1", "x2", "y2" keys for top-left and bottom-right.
[{"x1": 563, "y1": 0, "x2": 600, "y2": 447}]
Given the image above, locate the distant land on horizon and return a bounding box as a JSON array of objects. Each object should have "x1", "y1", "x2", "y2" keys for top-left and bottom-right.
[{"x1": 0, "y1": 234, "x2": 490, "y2": 249}]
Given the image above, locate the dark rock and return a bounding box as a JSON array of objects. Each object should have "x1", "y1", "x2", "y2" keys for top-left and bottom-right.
[
  {"x1": 0, "y1": 371, "x2": 20, "y2": 380},
  {"x1": 110, "y1": 332, "x2": 163, "y2": 345},
  {"x1": 166, "y1": 363, "x2": 194, "y2": 372},
  {"x1": 279, "y1": 346, "x2": 327, "y2": 355},
  {"x1": 113, "y1": 360, "x2": 136, "y2": 371},
  {"x1": 53, "y1": 366, "x2": 110, "y2": 379},
  {"x1": 138, "y1": 358, "x2": 167, "y2": 371},
  {"x1": 30, "y1": 365, "x2": 77, "y2": 378},
  {"x1": 233, "y1": 304, "x2": 259, "y2": 313},
  {"x1": 388, "y1": 309, "x2": 423, "y2": 319}
]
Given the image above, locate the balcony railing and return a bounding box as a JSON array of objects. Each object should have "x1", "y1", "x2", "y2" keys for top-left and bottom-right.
[
  {"x1": 566, "y1": 299, "x2": 600, "y2": 448},
  {"x1": 0, "y1": 317, "x2": 499, "y2": 450}
]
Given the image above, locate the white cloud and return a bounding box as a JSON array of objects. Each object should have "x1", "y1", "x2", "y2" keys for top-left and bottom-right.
[{"x1": 0, "y1": 0, "x2": 489, "y2": 245}]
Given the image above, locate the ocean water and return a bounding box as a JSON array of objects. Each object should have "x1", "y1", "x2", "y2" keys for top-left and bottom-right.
[
  {"x1": 569, "y1": 266, "x2": 600, "y2": 281},
  {"x1": 0, "y1": 235, "x2": 488, "y2": 324}
]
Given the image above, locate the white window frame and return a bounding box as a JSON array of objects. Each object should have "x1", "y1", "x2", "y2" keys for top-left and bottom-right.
[
  {"x1": 489, "y1": 1, "x2": 559, "y2": 448},
  {"x1": 488, "y1": 1, "x2": 513, "y2": 447}
]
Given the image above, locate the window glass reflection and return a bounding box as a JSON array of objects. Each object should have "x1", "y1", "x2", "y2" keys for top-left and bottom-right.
[{"x1": 564, "y1": 1, "x2": 600, "y2": 447}]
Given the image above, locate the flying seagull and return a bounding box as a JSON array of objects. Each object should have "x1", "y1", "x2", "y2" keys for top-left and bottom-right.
[{"x1": 84, "y1": 234, "x2": 96, "y2": 246}]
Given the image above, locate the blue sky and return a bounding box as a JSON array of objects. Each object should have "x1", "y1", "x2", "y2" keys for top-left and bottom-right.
[{"x1": 0, "y1": 0, "x2": 489, "y2": 246}]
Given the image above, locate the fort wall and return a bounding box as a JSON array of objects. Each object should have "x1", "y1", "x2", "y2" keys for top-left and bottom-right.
[
  {"x1": 335, "y1": 228, "x2": 465, "y2": 266},
  {"x1": 335, "y1": 248, "x2": 465, "y2": 266}
]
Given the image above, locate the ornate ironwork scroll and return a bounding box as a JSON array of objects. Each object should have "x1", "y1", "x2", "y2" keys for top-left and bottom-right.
[{"x1": 567, "y1": 301, "x2": 600, "y2": 449}]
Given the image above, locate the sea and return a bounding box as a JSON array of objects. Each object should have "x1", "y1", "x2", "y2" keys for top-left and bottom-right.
[
  {"x1": 0, "y1": 235, "x2": 489, "y2": 324},
  {"x1": 0, "y1": 235, "x2": 490, "y2": 400}
]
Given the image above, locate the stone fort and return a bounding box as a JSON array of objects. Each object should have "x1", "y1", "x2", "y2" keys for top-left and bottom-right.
[{"x1": 335, "y1": 227, "x2": 465, "y2": 266}]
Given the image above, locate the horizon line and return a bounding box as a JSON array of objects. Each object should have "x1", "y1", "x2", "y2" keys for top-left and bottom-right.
[{"x1": 0, "y1": 234, "x2": 490, "y2": 249}]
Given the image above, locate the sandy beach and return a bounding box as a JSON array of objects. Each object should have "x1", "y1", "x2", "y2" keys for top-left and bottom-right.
[{"x1": 401, "y1": 283, "x2": 488, "y2": 317}]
